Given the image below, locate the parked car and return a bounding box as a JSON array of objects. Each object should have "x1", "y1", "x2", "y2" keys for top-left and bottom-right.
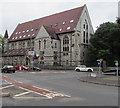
[
  {"x1": 26, "y1": 65, "x2": 41, "y2": 71},
  {"x1": 75, "y1": 65, "x2": 93, "y2": 72},
  {"x1": 14, "y1": 65, "x2": 29, "y2": 70},
  {"x1": 1, "y1": 65, "x2": 16, "y2": 73}
]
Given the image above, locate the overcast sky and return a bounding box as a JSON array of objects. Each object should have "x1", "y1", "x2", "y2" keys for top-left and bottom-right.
[{"x1": 0, "y1": 0, "x2": 119, "y2": 37}]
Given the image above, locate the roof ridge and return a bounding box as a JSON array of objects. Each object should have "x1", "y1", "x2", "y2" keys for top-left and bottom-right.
[{"x1": 20, "y1": 5, "x2": 84, "y2": 25}]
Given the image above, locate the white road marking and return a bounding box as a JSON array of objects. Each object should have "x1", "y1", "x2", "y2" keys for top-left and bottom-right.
[
  {"x1": 4, "y1": 80, "x2": 12, "y2": 84},
  {"x1": 0, "y1": 85, "x2": 14, "y2": 89},
  {"x1": 14, "y1": 91, "x2": 31, "y2": 97}
]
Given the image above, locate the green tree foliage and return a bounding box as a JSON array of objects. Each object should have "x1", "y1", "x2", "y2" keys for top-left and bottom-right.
[
  {"x1": 0, "y1": 34, "x2": 4, "y2": 53},
  {"x1": 116, "y1": 17, "x2": 120, "y2": 24},
  {"x1": 88, "y1": 22, "x2": 120, "y2": 66}
]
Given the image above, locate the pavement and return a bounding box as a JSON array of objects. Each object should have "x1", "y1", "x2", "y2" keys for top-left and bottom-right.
[{"x1": 78, "y1": 73, "x2": 120, "y2": 87}]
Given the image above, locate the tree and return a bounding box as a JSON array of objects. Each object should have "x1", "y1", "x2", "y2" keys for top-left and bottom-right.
[
  {"x1": 88, "y1": 22, "x2": 120, "y2": 66},
  {"x1": 116, "y1": 17, "x2": 120, "y2": 24},
  {"x1": 0, "y1": 34, "x2": 4, "y2": 54}
]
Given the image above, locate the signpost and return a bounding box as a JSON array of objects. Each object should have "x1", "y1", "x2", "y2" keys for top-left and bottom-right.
[
  {"x1": 27, "y1": 51, "x2": 35, "y2": 70},
  {"x1": 114, "y1": 60, "x2": 119, "y2": 76},
  {"x1": 97, "y1": 59, "x2": 103, "y2": 77}
]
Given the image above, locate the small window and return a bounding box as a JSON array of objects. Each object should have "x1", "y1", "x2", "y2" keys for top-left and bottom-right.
[
  {"x1": 67, "y1": 27, "x2": 71, "y2": 30},
  {"x1": 55, "y1": 23, "x2": 58, "y2": 27},
  {"x1": 22, "y1": 31, "x2": 25, "y2": 33},
  {"x1": 70, "y1": 20, "x2": 74, "y2": 23},
  {"x1": 26, "y1": 30, "x2": 29, "y2": 32},
  {"x1": 18, "y1": 32, "x2": 21, "y2": 34},
  {"x1": 55, "y1": 43, "x2": 57, "y2": 48},
  {"x1": 63, "y1": 21, "x2": 65, "y2": 24},
  {"x1": 12, "y1": 37, "x2": 14, "y2": 40},
  {"x1": 31, "y1": 29, "x2": 34, "y2": 31},
  {"x1": 28, "y1": 34, "x2": 30, "y2": 37},
  {"x1": 19, "y1": 36, "x2": 22, "y2": 38},
  {"x1": 59, "y1": 28, "x2": 62, "y2": 31},
  {"x1": 83, "y1": 24, "x2": 85, "y2": 29},
  {"x1": 16, "y1": 32, "x2": 18, "y2": 34},
  {"x1": 23, "y1": 35, "x2": 26, "y2": 37},
  {"x1": 32, "y1": 34, "x2": 35, "y2": 36},
  {"x1": 15, "y1": 37, "x2": 18, "y2": 39}
]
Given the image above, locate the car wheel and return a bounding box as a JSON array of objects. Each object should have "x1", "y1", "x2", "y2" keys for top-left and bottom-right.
[
  {"x1": 76, "y1": 69, "x2": 80, "y2": 72},
  {"x1": 88, "y1": 69, "x2": 92, "y2": 72}
]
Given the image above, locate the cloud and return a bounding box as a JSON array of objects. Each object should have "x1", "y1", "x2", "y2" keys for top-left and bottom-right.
[{"x1": 0, "y1": 1, "x2": 119, "y2": 36}]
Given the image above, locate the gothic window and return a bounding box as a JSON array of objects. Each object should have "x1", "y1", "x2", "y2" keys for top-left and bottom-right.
[
  {"x1": 55, "y1": 43, "x2": 57, "y2": 48},
  {"x1": 27, "y1": 41, "x2": 30, "y2": 47},
  {"x1": 39, "y1": 40, "x2": 41, "y2": 50},
  {"x1": 63, "y1": 36, "x2": 69, "y2": 45},
  {"x1": 32, "y1": 41, "x2": 34, "y2": 46},
  {"x1": 44, "y1": 40, "x2": 46, "y2": 49},
  {"x1": 63, "y1": 36, "x2": 69, "y2": 56},
  {"x1": 83, "y1": 31, "x2": 86, "y2": 43}
]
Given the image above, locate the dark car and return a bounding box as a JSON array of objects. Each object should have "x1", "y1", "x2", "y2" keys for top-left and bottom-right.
[
  {"x1": 26, "y1": 65, "x2": 41, "y2": 71},
  {"x1": 1, "y1": 65, "x2": 16, "y2": 73}
]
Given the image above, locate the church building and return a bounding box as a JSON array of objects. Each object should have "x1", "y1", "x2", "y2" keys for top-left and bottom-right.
[{"x1": 3, "y1": 5, "x2": 94, "y2": 67}]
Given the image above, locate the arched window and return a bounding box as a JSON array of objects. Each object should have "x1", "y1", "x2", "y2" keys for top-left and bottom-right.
[
  {"x1": 63, "y1": 36, "x2": 69, "y2": 45},
  {"x1": 44, "y1": 40, "x2": 46, "y2": 49},
  {"x1": 63, "y1": 36, "x2": 69, "y2": 56},
  {"x1": 39, "y1": 40, "x2": 41, "y2": 50}
]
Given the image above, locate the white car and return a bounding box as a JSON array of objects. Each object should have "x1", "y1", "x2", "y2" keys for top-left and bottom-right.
[{"x1": 75, "y1": 65, "x2": 93, "y2": 72}]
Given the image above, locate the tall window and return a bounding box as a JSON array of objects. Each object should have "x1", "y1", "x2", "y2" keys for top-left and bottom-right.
[
  {"x1": 63, "y1": 36, "x2": 69, "y2": 56},
  {"x1": 39, "y1": 40, "x2": 41, "y2": 50},
  {"x1": 83, "y1": 19, "x2": 89, "y2": 43},
  {"x1": 44, "y1": 40, "x2": 46, "y2": 49},
  {"x1": 83, "y1": 31, "x2": 86, "y2": 43},
  {"x1": 27, "y1": 41, "x2": 30, "y2": 47},
  {"x1": 22, "y1": 42, "x2": 25, "y2": 48},
  {"x1": 55, "y1": 43, "x2": 57, "y2": 48},
  {"x1": 63, "y1": 36, "x2": 69, "y2": 45}
]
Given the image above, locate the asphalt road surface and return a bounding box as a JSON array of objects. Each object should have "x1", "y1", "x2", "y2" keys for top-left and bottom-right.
[{"x1": 0, "y1": 70, "x2": 118, "y2": 106}]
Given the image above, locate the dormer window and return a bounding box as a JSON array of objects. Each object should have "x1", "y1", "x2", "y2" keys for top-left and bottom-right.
[
  {"x1": 70, "y1": 20, "x2": 74, "y2": 23},
  {"x1": 31, "y1": 29, "x2": 34, "y2": 31},
  {"x1": 59, "y1": 28, "x2": 62, "y2": 31},
  {"x1": 16, "y1": 32, "x2": 18, "y2": 34},
  {"x1": 23, "y1": 35, "x2": 26, "y2": 37},
  {"x1": 62, "y1": 21, "x2": 65, "y2": 24},
  {"x1": 28, "y1": 34, "x2": 30, "y2": 37},
  {"x1": 26, "y1": 30, "x2": 29, "y2": 32},
  {"x1": 55, "y1": 23, "x2": 58, "y2": 27},
  {"x1": 32, "y1": 34, "x2": 35, "y2": 36},
  {"x1": 15, "y1": 37, "x2": 18, "y2": 39},
  {"x1": 12, "y1": 37, "x2": 14, "y2": 40},
  {"x1": 22, "y1": 31, "x2": 25, "y2": 33},
  {"x1": 18, "y1": 32, "x2": 21, "y2": 34},
  {"x1": 19, "y1": 36, "x2": 22, "y2": 38},
  {"x1": 67, "y1": 27, "x2": 71, "y2": 30}
]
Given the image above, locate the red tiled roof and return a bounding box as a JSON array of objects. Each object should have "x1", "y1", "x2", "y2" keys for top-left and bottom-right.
[{"x1": 9, "y1": 6, "x2": 84, "y2": 42}]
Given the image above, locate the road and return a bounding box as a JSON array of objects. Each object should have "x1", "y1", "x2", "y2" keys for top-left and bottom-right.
[{"x1": 0, "y1": 70, "x2": 118, "y2": 106}]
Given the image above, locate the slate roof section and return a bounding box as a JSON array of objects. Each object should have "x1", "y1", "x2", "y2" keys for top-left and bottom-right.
[
  {"x1": 9, "y1": 5, "x2": 84, "y2": 42},
  {"x1": 3, "y1": 48, "x2": 34, "y2": 56},
  {"x1": 44, "y1": 26, "x2": 59, "y2": 40}
]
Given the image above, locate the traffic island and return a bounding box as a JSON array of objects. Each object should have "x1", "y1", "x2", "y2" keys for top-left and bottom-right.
[
  {"x1": 78, "y1": 75, "x2": 120, "y2": 87},
  {"x1": 1, "y1": 92, "x2": 10, "y2": 97}
]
